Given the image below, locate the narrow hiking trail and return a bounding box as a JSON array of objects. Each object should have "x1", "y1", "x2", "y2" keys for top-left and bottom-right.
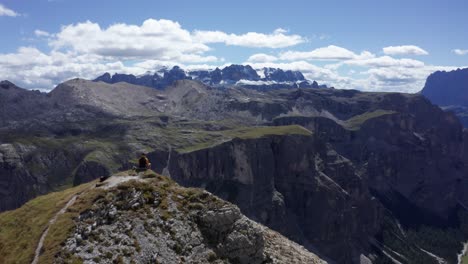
[
  {"x1": 31, "y1": 195, "x2": 78, "y2": 264},
  {"x1": 31, "y1": 173, "x2": 145, "y2": 264},
  {"x1": 98, "y1": 175, "x2": 145, "y2": 190},
  {"x1": 458, "y1": 242, "x2": 468, "y2": 264}
]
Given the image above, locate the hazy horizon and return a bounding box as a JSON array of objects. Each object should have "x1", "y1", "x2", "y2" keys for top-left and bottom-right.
[{"x1": 1, "y1": 0, "x2": 467, "y2": 92}]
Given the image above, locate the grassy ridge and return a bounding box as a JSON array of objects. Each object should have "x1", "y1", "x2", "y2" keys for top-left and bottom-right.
[
  {"x1": 0, "y1": 181, "x2": 95, "y2": 264},
  {"x1": 344, "y1": 109, "x2": 396, "y2": 130},
  {"x1": 224, "y1": 125, "x2": 312, "y2": 139},
  {"x1": 39, "y1": 187, "x2": 105, "y2": 263},
  {"x1": 40, "y1": 171, "x2": 218, "y2": 263},
  {"x1": 178, "y1": 125, "x2": 312, "y2": 153}
]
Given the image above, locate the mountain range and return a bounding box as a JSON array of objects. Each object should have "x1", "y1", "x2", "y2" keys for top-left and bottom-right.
[
  {"x1": 421, "y1": 68, "x2": 468, "y2": 127},
  {"x1": 0, "y1": 74, "x2": 467, "y2": 263},
  {"x1": 94, "y1": 64, "x2": 328, "y2": 90}
]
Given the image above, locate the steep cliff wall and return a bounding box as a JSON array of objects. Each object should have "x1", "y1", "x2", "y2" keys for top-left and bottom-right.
[{"x1": 160, "y1": 134, "x2": 383, "y2": 263}]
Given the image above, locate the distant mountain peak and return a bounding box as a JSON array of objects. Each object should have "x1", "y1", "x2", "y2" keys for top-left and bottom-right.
[
  {"x1": 421, "y1": 67, "x2": 468, "y2": 127},
  {"x1": 0, "y1": 80, "x2": 18, "y2": 89},
  {"x1": 94, "y1": 64, "x2": 327, "y2": 90}
]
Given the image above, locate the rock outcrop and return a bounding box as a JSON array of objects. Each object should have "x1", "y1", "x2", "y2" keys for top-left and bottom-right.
[
  {"x1": 55, "y1": 173, "x2": 326, "y2": 264},
  {"x1": 421, "y1": 68, "x2": 468, "y2": 107},
  {"x1": 0, "y1": 142, "x2": 86, "y2": 211},
  {"x1": 421, "y1": 68, "x2": 468, "y2": 126}
]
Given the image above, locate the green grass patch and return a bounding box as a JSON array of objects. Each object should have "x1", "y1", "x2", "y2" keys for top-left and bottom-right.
[
  {"x1": 0, "y1": 181, "x2": 95, "y2": 264},
  {"x1": 224, "y1": 125, "x2": 312, "y2": 139},
  {"x1": 178, "y1": 125, "x2": 311, "y2": 153},
  {"x1": 0, "y1": 170, "x2": 229, "y2": 263},
  {"x1": 344, "y1": 109, "x2": 396, "y2": 130},
  {"x1": 39, "y1": 186, "x2": 105, "y2": 263}
]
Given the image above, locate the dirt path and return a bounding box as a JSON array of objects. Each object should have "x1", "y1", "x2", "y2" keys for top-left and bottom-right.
[
  {"x1": 97, "y1": 175, "x2": 144, "y2": 189},
  {"x1": 31, "y1": 173, "x2": 144, "y2": 263},
  {"x1": 31, "y1": 195, "x2": 78, "y2": 264},
  {"x1": 458, "y1": 242, "x2": 468, "y2": 264}
]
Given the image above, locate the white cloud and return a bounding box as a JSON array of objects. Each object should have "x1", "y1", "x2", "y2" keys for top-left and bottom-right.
[
  {"x1": 242, "y1": 55, "x2": 461, "y2": 93},
  {"x1": 0, "y1": 17, "x2": 464, "y2": 94},
  {"x1": 279, "y1": 45, "x2": 373, "y2": 61},
  {"x1": 0, "y1": 47, "x2": 137, "y2": 90},
  {"x1": 453, "y1": 49, "x2": 468, "y2": 55},
  {"x1": 360, "y1": 65, "x2": 463, "y2": 93},
  {"x1": 318, "y1": 34, "x2": 330, "y2": 40},
  {"x1": 0, "y1": 18, "x2": 309, "y2": 90},
  {"x1": 273, "y1": 28, "x2": 288, "y2": 34},
  {"x1": 244, "y1": 60, "x2": 345, "y2": 85},
  {"x1": 345, "y1": 56, "x2": 425, "y2": 68},
  {"x1": 34, "y1": 30, "x2": 50, "y2": 37},
  {"x1": 193, "y1": 28, "x2": 305, "y2": 48},
  {"x1": 383, "y1": 45, "x2": 428, "y2": 56},
  {"x1": 247, "y1": 53, "x2": 278, "y2": 63},
  {"x1": 0, "y1": 4, "x2": 19, "y2": 17},
  {"x1": 50, "y1": 19, "x2": 214, "y2": 63}
]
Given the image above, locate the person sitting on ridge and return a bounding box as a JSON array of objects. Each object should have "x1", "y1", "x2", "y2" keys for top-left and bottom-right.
[{"x1": 138, "y1": 153, "x2": 151, "y2": 170}]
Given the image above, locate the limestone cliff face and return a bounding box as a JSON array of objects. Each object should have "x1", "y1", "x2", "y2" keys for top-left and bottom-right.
[
  {"x1": 147, "y1": 93, "x2": 468, "y2": 263},
  {"x1": 159, "y1": 135, "x2": 383, "y2": 263},
  {"x1": 0, "y1": 143, "x2": 84, "y2": 211},
  {"x1": 273, "y1": 94, "x2": 468, "y2": 224},
  {"x1": 0, "y1": 142, "x2": 113, "y2": 212},
  {"x1": 421, "y1": 68, "x2": 468, "y2": 127},
  {"x1": 421, "y1": 68, "x2": 468, "y2": 107},
  {"x1": 352, "y1": 112, "x2": 466, "y2": 224},
  {"x1": 0, "y1": 143, "x2": 37, "y2": 211},
  {"x1": 55, "y1": 175, "x2": 326, "y2": 264}
]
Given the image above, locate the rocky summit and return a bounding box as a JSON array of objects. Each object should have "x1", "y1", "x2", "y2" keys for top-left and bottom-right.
[
  {"x1": 421, "y1": 68, "x2": 468, "y2": 127},
  {"x1": 0, "y1": 171, "x2": 325, "y2": 264},
  {"x1": 0, "y1": 78, "x2": 467, "y2": 263}
]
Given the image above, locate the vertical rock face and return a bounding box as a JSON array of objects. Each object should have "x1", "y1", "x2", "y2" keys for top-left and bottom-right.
[
  {"x1": 0, "y1": 144, "x2": 36, "y2": 211},
  {"x1": 150, "y1": 91, "x2": 468, "y2": 263},
  {"x1": 0, "y1": 141, "x2": 131, "y2": 212},
  {"x1": 73, "y1": 160, "x2": 111, "y2": 185},
  {"x1": 421, "y1": 68, "x2": 468, "y2": 127},
  {"x1": 164, "y1": 135, "x2": 383, "y2": 263},
  {"x1": 351, "y1": 112, "x2": 466, "y2": 224},
  {"x1": 275, "y1": 97, "x2": 468, "y2": 225},
  {"x1": 0, "y1": 143, "x2": 85, "y2": 211},
  {"x1": 263, "y1": 68, "x2": 305, "y2": 82},
  {"x1": 421, "y1": 68, "x2": 468, "y2": 107}
]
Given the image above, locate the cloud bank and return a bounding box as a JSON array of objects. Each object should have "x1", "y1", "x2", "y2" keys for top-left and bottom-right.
[
  {"x1": 0, "y1": 4, "x2": 19, "y2": 17},
  {"x1": 0, "y1": 18, "x2": 461, "y2": 93},
  {"x1": 193, "y1": 28, "x2": 305, "y2": 48},
  {"x1": 383, "y1": 45, "x2": 429, "y2": 56},
  {"x1": 453, "y1": 49, "x2": 468, "y2": 55}
]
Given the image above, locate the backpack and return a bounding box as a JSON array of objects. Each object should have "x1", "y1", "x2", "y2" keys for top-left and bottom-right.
[{"x1": 139, "y1": 156, "x2": 148, "y2": 168}]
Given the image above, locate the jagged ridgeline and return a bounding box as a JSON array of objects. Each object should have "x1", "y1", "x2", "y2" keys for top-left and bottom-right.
[
  {"x1": 421, "y1": 68, "x2": 468, "y2": 127},
  {"x1": 94, "y1": 64, "x2": 328, "y2": 90},
  {"x1": 0, "y1": 172, "x2": 326, "y2": 263},
  {"x1": 0, "y1": 77, "x2": 468, "y2": 263}
]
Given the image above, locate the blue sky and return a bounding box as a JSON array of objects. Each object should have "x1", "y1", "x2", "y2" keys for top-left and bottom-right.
[{"x1": 0, "y1": 0, "x2": 467, "y2": 92}]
